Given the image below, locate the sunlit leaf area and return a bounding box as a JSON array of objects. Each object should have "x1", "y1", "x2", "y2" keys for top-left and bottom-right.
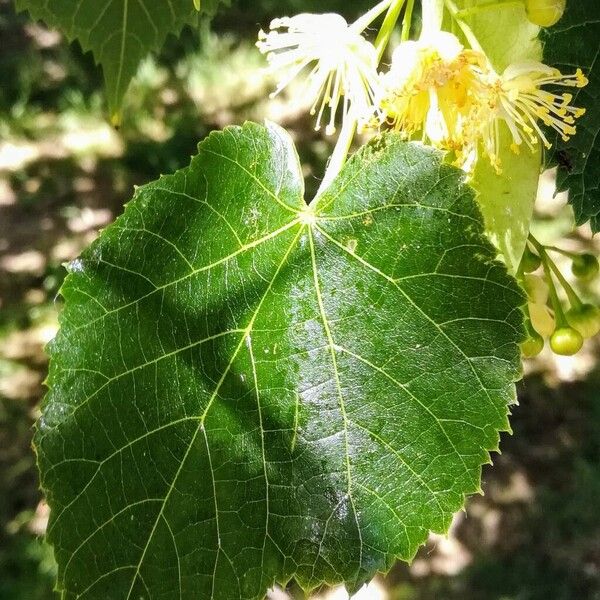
[{"x1": 1, "y1": 0, "x2": 600, "y2": 598}]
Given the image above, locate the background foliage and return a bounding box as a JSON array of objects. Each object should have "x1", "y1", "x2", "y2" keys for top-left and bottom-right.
[
  {"x1": 1, "y1": 0, "x2": 600, "y2": 598},
  {"x1": 542, "y1": 0, "x2": 600, "y2": 232}
]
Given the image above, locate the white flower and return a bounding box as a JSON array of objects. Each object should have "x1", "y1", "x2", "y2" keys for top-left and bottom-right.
[
  {"x1": 257, "y1": 13, "x2": 381, "y2": 134},
  {"x1": 374, "y1": 30, "x2": 589, "y2": 173},
  {"x1": 377, "y1": 32, "x2": 490, "y2": 164},
  {"x1": 482, "y1": 61, "x2": 588, "y2": 169}
]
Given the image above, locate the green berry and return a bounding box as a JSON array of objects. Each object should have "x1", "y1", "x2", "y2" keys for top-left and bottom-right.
[
  {"x1": 550, "y1": 327, "x2": 584, "y2": 356},
  {"x1": 566, "y1": 304, "x2": 600, "y2": 339},
  {"x1": 520, "y1": 247, "x2": 541, "y2": 273},
  {"x1": 525, "y1": 0, "x2": 566, "y2": 27},
  {"x1": 522, "y1": 274, "x2": 549, "y2": 304},
  {"x1": 571, "y1": 253, "x2": 599, "y2": 282},
  {"x1": 521, "y1": 332, "x2": 544, "y2": 358}
]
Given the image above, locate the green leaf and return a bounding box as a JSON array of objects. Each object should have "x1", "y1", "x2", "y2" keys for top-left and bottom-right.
[
  {"x1": 13, "y1": 0, "x2": 226, "y2": 118},
  {"x1": 198, "y1": 0, "x2": 229, "y2": 17},
  {"x1": 38, "y1": 123, "x2": 524, "y2": 598},
  {"x1": 452, "y1": 0, "x2": 542, "y2": 273},
  {"x1": 541, "y1": 0, "x2": 600, "y2": 231}
]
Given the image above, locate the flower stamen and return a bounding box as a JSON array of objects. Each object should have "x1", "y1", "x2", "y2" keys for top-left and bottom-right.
[
  {"x1": 257, "y1": 13, "x2": 381, "y2": 135},
  {"x1": 480, "y1": 62, "x2": 588, "y2": 170}
]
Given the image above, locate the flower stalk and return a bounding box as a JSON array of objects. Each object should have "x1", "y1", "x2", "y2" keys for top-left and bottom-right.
[
  {"x1": 318, "y1": 0, "x2": 407, "y2": 197},
  {"x1": 529, "y1": 235, "x2": 583, "y2": 313},
  {"x1": 375, "y1": 0, "x2": 407, "y2": 58},
  {"x1": 401, "y1": 0, "x2": 415, "y2": 41}
]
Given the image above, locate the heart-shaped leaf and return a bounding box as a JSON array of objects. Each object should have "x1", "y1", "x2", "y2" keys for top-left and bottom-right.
[
  {"x1": 14, "y1": 0, "x2": 228, "y2": 119},
  {"x1": 38, "y1": 123, "x2": 523, "y2": 599}
]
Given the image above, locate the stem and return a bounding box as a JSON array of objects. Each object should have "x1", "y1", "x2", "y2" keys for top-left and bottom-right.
[
  {"x1": 529, "y1": 235, "x2": 581, "y2": 318},
  {"x1": 401, "y1": 0, "x2": 415, "y2": 41},
  {"x1": 444, "y1": 0, "x2": 485, "y2": 52},
  {"x1": 316, "y1": 118, "x2": 358, "y2": 196},
  {"x1": 457, "y1": 0, "x2": 524, "y2": 19},
  {"x1": 545, "y1": 245, "x2": 579, "y2": 260},
  {"x1": 352, "y1": 0, "x2": 395, "y2": 33},
  {"x1": 375, "y1": 0, "x2": 407, "y2": 59},
  {"x1": 317, "y1": 0, "x2": 406, "y2": 198}
]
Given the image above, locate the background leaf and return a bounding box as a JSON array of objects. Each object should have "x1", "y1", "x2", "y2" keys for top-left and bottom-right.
[
  {"x1": 541, "y1": 0, "x2": 600, "y2": 232},
  {"x1": 38, "y1": 123, "x2": 524, "y2": 598},
  {"x1": 452, "y1": 0, "x2": 542, "y2": 273},
  {"x1": 13, "y1": 0, "x2": 228, "y2": 119}
]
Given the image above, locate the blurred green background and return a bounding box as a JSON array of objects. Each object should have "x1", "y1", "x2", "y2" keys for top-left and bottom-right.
[{"x1": 0, "y1": 0, "x2": 599, "y2": 598}]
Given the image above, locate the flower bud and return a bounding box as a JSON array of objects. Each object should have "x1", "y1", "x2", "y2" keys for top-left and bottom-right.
[
  {"x1": 550, "y1": 327, "x2": 583, "y2": 356},
  {"x1": 525, "y1": 0, "x2": 566, "y2": 28},
  {"x1": 521, "y1": 324, "x2": 545, "y2": 357},
  {"x1": 566, "y1": 304, "x2": 600, "y2": 339},
  {"x1": 571, "y1": 253, "x2": 599, "y2": 282},
  {"x1": 550, "y1": 326, "x2": 583, "y2": 356}
]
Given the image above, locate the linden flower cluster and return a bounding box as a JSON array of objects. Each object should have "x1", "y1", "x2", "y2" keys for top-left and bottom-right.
[
  {"x1": 376, "y1": 32, "x2": 491, "y2": 167},
  {"x1": 377, "y1": 32, "x2": 588, "y2": 171},
  {"x1": 257, "y1": 12, "x2": 588, "y2": 172}
]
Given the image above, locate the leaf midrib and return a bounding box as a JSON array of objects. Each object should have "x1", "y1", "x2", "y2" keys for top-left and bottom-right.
[
  {"x1": 54, "y1": 184, "x2": 510, "y2": 598},
  {"x1": 123, "y1": 225, "x2": 305, "y2": 599}
]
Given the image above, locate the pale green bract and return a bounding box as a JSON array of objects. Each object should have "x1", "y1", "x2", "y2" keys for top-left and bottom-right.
[
  {"x1": 38, "y1": 122, "x2": 524, "y2": 599},
  {"x1": 452, "y1": 0, "x2": 542, "y2": 273}
]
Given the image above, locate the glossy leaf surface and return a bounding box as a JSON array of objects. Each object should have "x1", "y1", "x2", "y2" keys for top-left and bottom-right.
[{"x1": 38, "y1": 123, "x2": 523, "y2": 599}]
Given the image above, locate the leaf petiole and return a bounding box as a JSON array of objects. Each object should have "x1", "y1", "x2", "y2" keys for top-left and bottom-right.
[
  {"x1": 317, "y1": 118, "x2": 358, "y2": 197},
  {"x1": 444, "y1": 0, "x2": 486, "y2": 53}
]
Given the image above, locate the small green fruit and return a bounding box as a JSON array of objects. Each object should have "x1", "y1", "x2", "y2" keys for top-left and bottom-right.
[
  {"x1": 520, "y1": 247, "x2": 541, "y2": 273},
  {"x1": 566, "y1": 304, "x2": 600, "y2": 339},
  {"x1": 521, "y1": 332, "x2": 544, "y2": 358},
  {"x1": 571, "y1": 253, "x2": 599, "y2": 282},
  {"x1": 525, "y1": 0, "x2": 566, "y2": 27},
  {"x1": 550, "y1": 327, "x2": 584, "y2": 356}
]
